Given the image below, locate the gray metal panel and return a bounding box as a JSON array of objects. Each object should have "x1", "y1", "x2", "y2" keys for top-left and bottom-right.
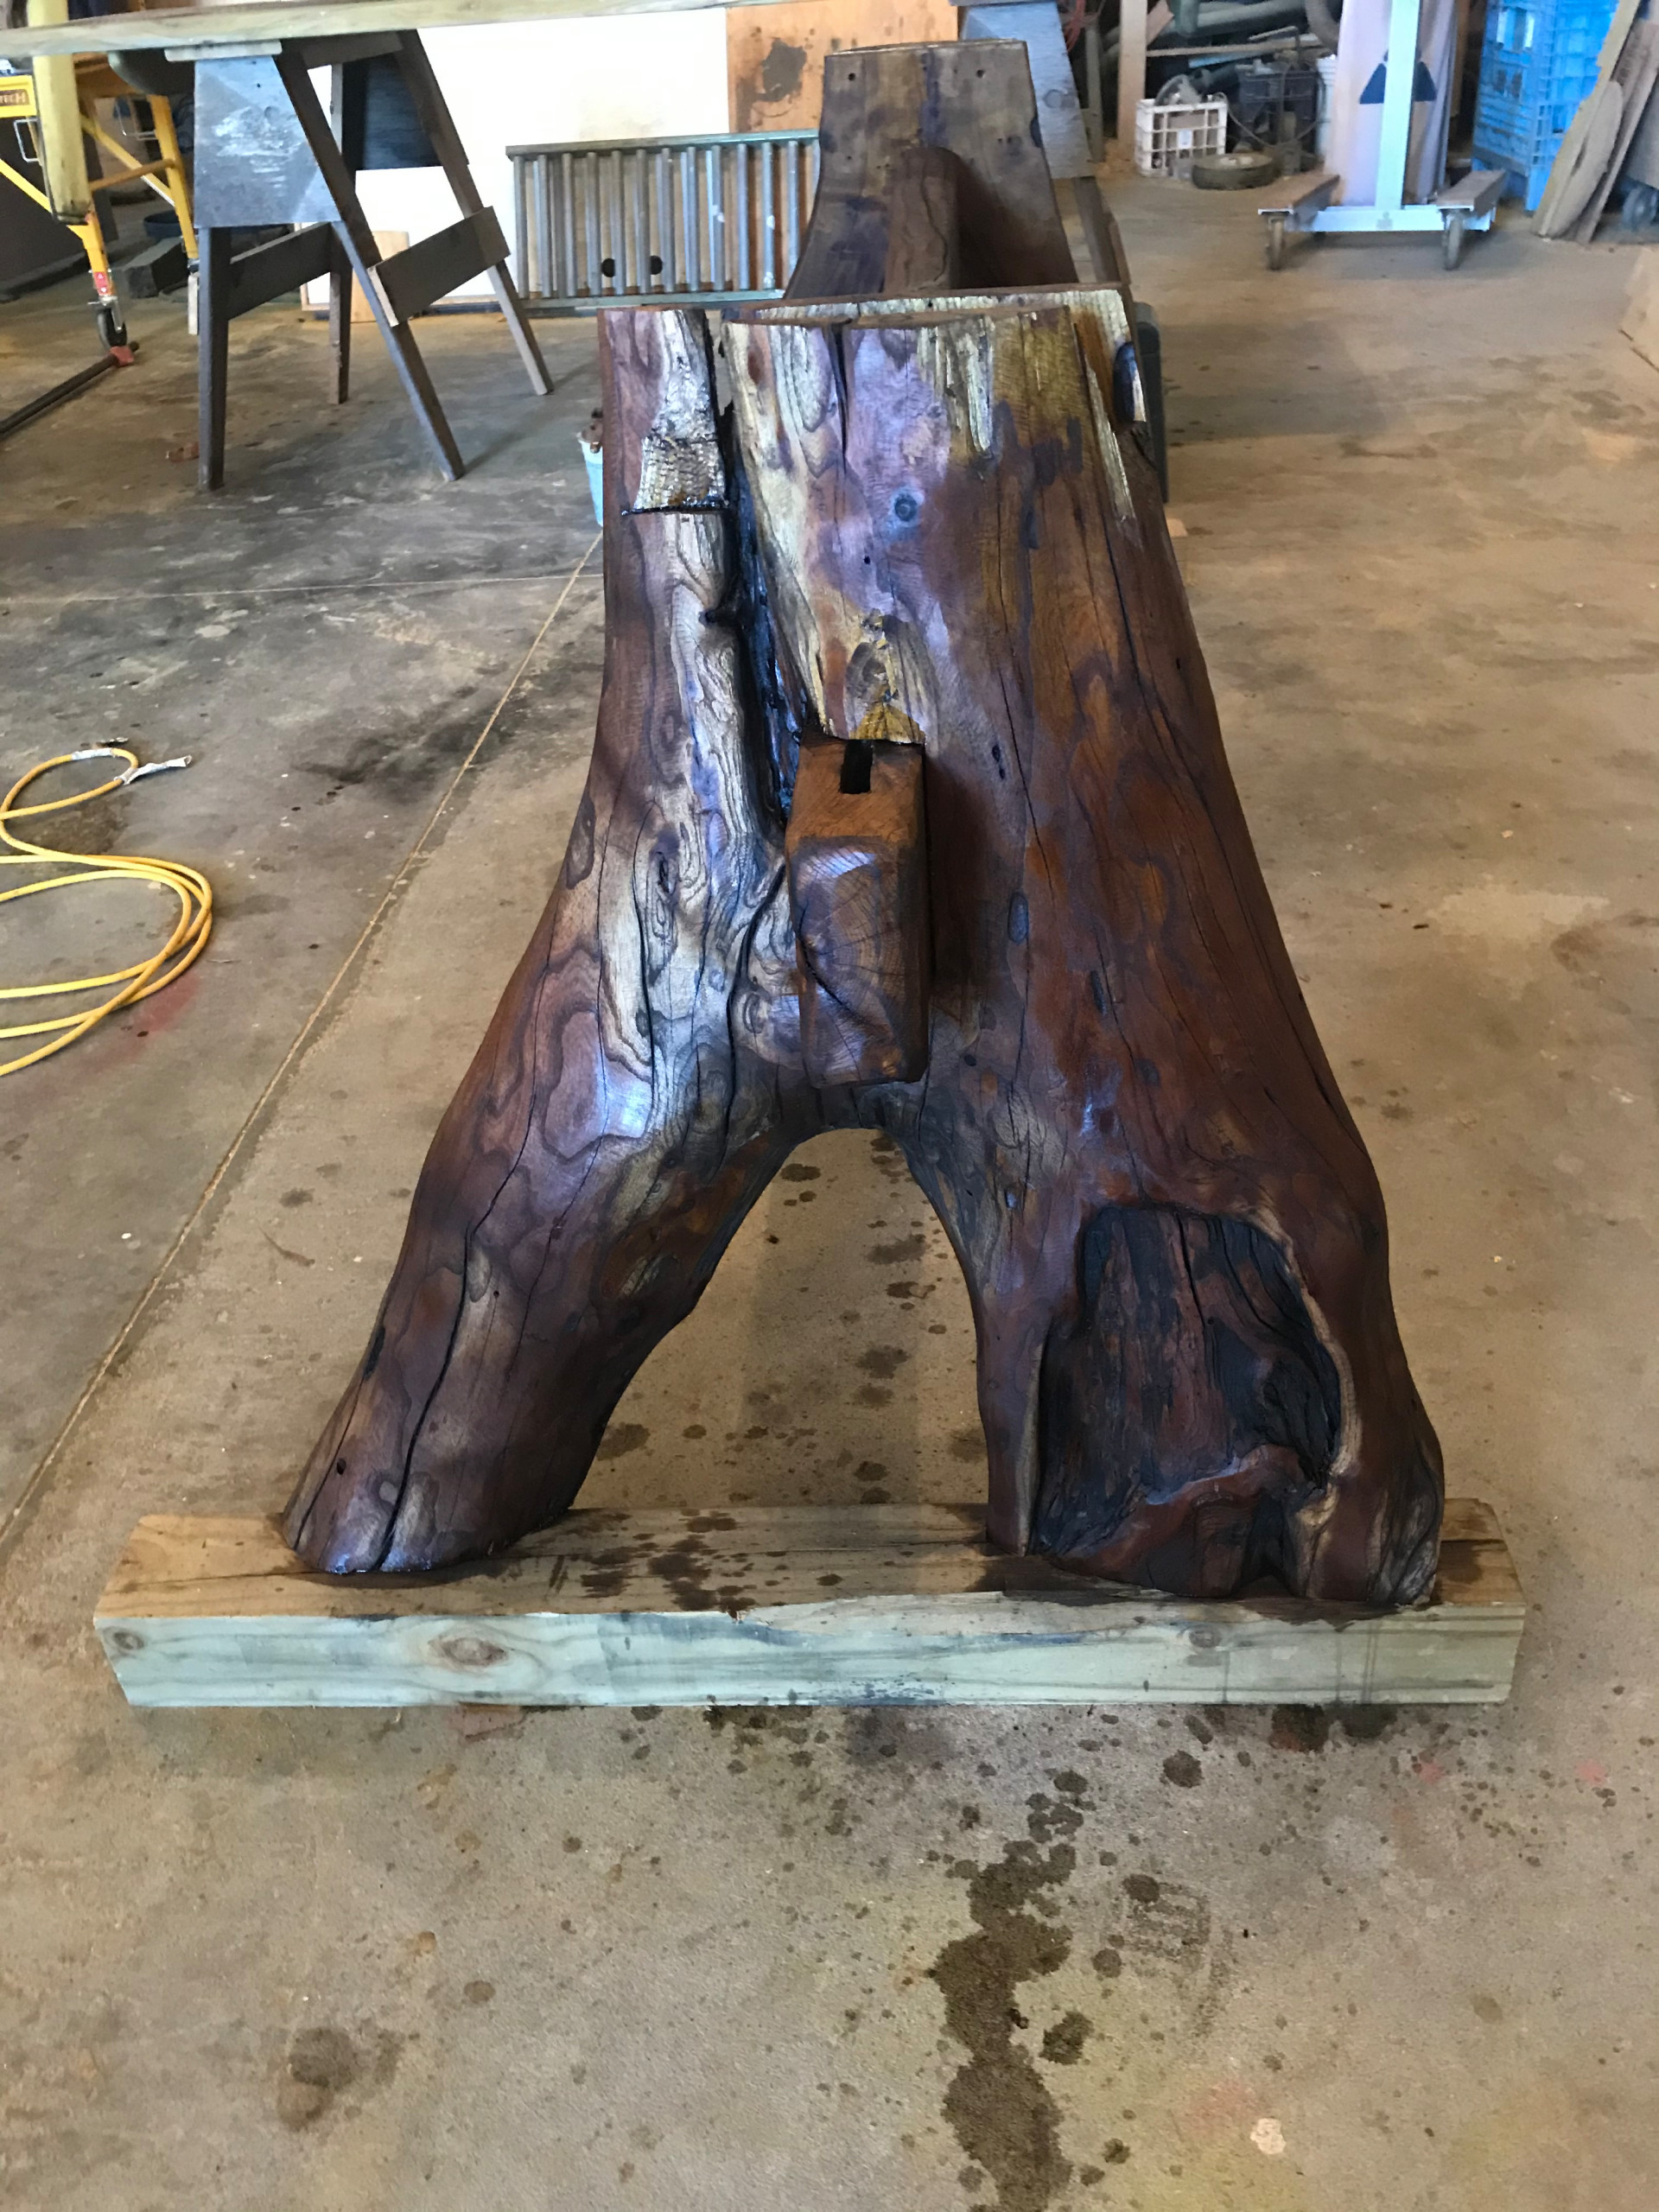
[
  {"x1": 509, "y1": 130, "x2": 818, "y2": 310},
  {"x1": 194, "y1": 55, "x2": 335, "y2": 226}
]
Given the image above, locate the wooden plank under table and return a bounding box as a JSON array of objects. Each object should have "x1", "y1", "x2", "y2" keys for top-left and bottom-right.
[{"x1": 95, "y1": 1499, "x2": 1525, "y2": 1711}]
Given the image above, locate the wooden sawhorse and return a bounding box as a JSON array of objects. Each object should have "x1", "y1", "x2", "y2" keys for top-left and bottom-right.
[{"x1": 188, "y1": 28, "x2": 550, "y2": 489}]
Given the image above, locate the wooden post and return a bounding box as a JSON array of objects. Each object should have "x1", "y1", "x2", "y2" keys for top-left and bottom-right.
[
  {"x1": 1117, "y1": 0, "x2": 1148, "y2": 161},
  {"x1": 23, "y1": 0, "x2": 92, "y2": 219},
  {"x1": 285, "y1": 44, "x2": 1442, "y2": 1609}
]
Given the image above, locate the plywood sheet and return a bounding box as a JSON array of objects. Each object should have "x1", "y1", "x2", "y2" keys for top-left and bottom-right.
[{"x1": 727, "y1": 0, "x2": 956, "y2": 133}]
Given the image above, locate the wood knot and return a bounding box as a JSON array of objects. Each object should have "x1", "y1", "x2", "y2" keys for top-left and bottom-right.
[{"x1": 434, "y1": 1635, "x2": 509, "y2": 1670}]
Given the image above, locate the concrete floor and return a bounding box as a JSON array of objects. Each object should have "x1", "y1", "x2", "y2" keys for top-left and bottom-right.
[{"x1": 2, "y1": 184, "x2": 1656, "y2": 2210}]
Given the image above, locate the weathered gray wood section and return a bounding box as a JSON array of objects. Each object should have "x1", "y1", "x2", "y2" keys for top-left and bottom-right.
[{"x1": 95, "y1": 1500, "x2": 1523, "y2": 1710}]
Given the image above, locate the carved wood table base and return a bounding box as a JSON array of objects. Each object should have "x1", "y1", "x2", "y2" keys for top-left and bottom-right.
[{"x1": 284, "y1": 46, "x2": 1444, "y2": 1604}]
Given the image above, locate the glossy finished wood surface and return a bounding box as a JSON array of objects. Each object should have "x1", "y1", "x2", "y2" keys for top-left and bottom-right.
[
  {"x1": 786, "y1": 737, "x2": 930, "y2": 1086},
  {"x1": 283, "y1": 44, "x2": 1443, "y2": 1609}
]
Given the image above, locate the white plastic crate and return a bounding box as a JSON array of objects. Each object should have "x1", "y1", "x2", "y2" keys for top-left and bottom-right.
[{"x1": 1135, "y1": 97, "x2": 1228, "y2": 179}]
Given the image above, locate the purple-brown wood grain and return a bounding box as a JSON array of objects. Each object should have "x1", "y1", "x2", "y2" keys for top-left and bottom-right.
[
  {"x1": 286, "y1": 43, "x2": 1440, "y2": 1598},
  {"x1": 286, "y1": 289, "x2": 1441, "y2": 1601}
]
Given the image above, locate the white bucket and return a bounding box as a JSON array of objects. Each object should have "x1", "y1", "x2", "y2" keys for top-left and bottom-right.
[{"x1": 577, "y1": 435, "x2": 603, "y2": 527}]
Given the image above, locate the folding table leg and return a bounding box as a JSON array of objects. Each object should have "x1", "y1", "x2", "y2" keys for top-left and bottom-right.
[
  {"x1": 197, "y1": 228, "x2": 231, "y2": 493},
  {"x1": 394, "y1": 31, "x2": 553, "y2": 397},
  {"x1": 328, "y1": 232, "x2": 353, "y2": 404},
  {"x1": 327, "y1": 67, "x2": 354, "y2": 405},
  {"x1": 276, "y1": 52, "x2": 465, "y2": 480},
  {"x1": 483, "y1": 263, "x2": 554, "y2": 398}
]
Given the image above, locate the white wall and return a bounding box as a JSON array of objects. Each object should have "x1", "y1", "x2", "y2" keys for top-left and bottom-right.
[{"x1": 315, "y1": 15, "x2": 732, "y2": 299}]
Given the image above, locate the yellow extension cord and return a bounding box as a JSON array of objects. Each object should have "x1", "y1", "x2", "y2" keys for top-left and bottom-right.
[{"x1": 0, "y1": 747, "x2": 213, "y2": 1077}]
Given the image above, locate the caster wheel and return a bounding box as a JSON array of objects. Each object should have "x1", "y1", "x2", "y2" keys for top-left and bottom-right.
[
  {"x1": 1266, "y1": 214, "x2": 1287, "y2": 270},
  {"x1": 1443, "y1": 213, "x2": 1466, "y2": 270},
  {"x1": 96, "y1": 302, "x2": 130, "y2": 353},
  {"x1": 1193, "y1": 148, "x2": 1280, "y2": 191}
]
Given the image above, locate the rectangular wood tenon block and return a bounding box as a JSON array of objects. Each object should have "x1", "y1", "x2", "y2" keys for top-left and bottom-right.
[
  {"x1": 94, "y1": 1500, "x2": 1523, "y2": 1710},
  {"x1": 786, "y1": 736, "x2": 930, "y2": 1087}
]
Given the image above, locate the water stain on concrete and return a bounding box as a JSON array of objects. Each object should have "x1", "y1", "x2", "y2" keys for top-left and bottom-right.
[
  {"x1": 276, "y1": 2023, "x2": 403, "y2": 2130},
  {"x1": 594, "y1": 1421, "x2": 651, "y2": 1462},
  {"x1": 1338, "y1": 1705, "x2": 1397, "y2": 1742},
  {"x1": 868, "y1": 1234, "x2": 925, "y2": 1265},
  {"x1": 856, "y1": 1346, "x2": 909, "y2": 1380},
  {"x1": 1270, "y1": 1704, "x2": 1332, "y2": 1752},
  {"x1": 929, "y1": 1770, "x2": 1107, "y2": 2210},
  {"x1": 931, "y1": 1839, "x2": 1076, "y2": 2212},
  {"x1": 1040, "y1": 2011, "x2": 1092, "y2": 2065}
]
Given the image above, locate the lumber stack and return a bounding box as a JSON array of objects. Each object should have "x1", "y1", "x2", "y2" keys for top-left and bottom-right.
[{"x1": 1535, "y1": 0, "x2": 1659, "y2": 238}]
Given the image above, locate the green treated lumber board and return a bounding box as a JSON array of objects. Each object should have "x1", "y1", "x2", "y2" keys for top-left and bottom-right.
[{"x1": 94, "y1": 1499, "x2": 1525, "y2": 1710}]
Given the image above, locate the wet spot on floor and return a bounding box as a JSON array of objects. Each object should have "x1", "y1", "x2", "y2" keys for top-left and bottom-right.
[
  {"x1": 868, "y1": 1234, "x2": 925, "y2": 1265},
  {"x1": 779, "y1": 1162, "x2": 821, "y2": 1181},
  {"x1": 930, "y1": 1837, "x2": 1076, "y2": 2212},
  {"x1": 857, "y1": 1346, "x2": 909, "y2": 1379},
  {"x1": 1026, "y1": 1791, "x2": 1085, "y2": 1845},
  {"x1": 855, "y1": 1459, "x2": 891, "y2": 1503},
  {"x1": 1040, "y1": 2011, "x2": 1092, "y2": 2065},
  {"x1": 1338, "y1": 1705, "x2": 1397, "y2": 1741},
  {"x1": 595, "y1": 1422, "x2": 650, "y2": 1462},
  {"x1": 1162, "y1": 1750, "x2": 1203, "y2": 1788},
  {"x1": 950, "y1": 1428, "x2": 985, "y2": 1462},
  {"x1": 276, "y1": 2025, "x2": 357, "y2": 2128},
  {"x1": 1270, "y1": 1704, "x2": 1331, "y2": 1752}
]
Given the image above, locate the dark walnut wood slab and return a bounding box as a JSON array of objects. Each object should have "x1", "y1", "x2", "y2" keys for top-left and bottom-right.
[{"x1": 286, "y1": 44, "x2": 1442, "y2": 1604}]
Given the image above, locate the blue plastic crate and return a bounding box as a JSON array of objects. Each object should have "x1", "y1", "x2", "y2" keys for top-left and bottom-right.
[{"x1": 1473, "y1": 0, "x2": 1618, "y2": 209}]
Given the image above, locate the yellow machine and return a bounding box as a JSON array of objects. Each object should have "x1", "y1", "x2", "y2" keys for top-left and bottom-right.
[{"x1": 0, "y1": 7, "x2": 194, "y2": 359}]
